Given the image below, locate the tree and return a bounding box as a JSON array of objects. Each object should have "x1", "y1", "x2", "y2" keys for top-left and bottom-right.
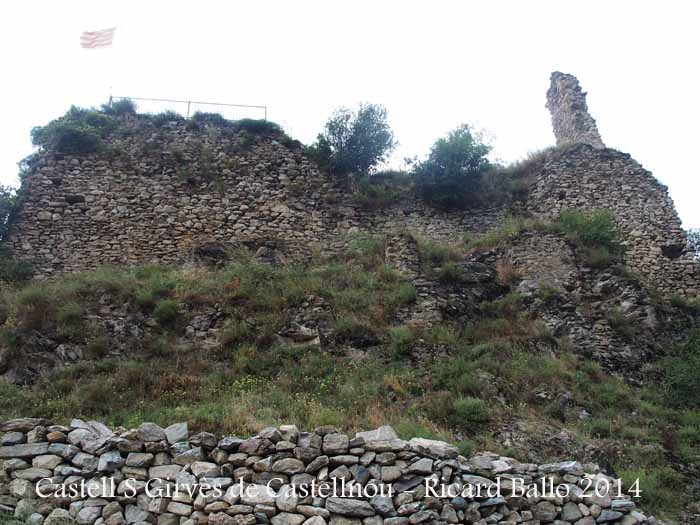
[
  {"x1": 307, "y1": 103, "x2": 396, "y2": 177},
  {"x1": 0, "y1": 185, "x2": 17, "y2": 243},
  {"x1": 412, "y1": 124, "x2": 492, "y2": 210}
]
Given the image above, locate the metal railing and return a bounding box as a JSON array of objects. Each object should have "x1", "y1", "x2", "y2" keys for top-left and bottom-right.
[{"x1": 108, "y1": 95, "x2": 268, "y2": 120}]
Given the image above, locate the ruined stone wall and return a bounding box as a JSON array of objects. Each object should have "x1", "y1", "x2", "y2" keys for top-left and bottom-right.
[
  {"x1": 1, "y1": 418, "x2": 654, "y2": 525},
  {"x1": 527, "y1": 144, "x2": 699, "y2": 296},
  {"x1": 546, "y1": 72, "x2": 605, "y2": 149},
  {"x1": 5, "y1": 120, "x2": 501, "y2": 276},
  {"x1": 6, "y1": 80, "x2": 699, "y2": 297}
]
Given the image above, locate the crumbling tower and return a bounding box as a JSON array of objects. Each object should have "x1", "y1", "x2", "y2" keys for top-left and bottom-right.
[{"x1": 546, "y1": 71, "x2": 605, "y2": 149}]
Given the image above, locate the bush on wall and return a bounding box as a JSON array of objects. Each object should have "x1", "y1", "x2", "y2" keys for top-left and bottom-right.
[
  {"x1": 31, "y1": 106, "x2": 116, "y2": 155},
  {"x1": 412, "y1": 124, "x2": 492, "y2": 210},
  {"x1": 306, "y1": 103, "x2": 396, "y2": 178}
]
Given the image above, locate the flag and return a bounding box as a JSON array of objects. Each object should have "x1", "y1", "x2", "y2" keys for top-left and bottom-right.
[{"x1": 80, "y1": 27, "x2": 116, "y2": 49}]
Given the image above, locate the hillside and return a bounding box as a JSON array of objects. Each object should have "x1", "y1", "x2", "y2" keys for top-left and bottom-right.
[{"x1": 1, "y1": 74, "x2": 700, "y2": 524}]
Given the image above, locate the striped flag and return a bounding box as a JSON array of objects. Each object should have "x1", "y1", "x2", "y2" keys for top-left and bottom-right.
[{"x1": 80, "y1": 27, "x2": 116, "y2": 49}]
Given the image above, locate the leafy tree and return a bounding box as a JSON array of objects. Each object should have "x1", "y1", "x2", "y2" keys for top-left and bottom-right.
[
  {"x1": 412, "y1": 124, "x2": 492, "y2": 210},
  {"x1": 688, "y1": 228, "x2": 700, "y2": 260},
  {"x1": 307, "y1": 103, "x2": 396, "y2": 177},
  {"x1": 0, "y1": 185, "x2": 17, "y2": 242}
]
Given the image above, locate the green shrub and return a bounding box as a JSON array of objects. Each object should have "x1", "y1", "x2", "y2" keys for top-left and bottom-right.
[
  {"x1": 413, "y1": 124, "x2": 492, "y2": 210},
  {"x1": 352, "y1": 176, "x2": 403, "y2": 210},
  {"x1": 153, "y1": 299, "x2": 178, "y2": 326},
  {"x1": 664, "y1": 330, "x2": 700, "y2": 408},
  {"x1": 101, "y1": 98, "x2": 137, "y2": 116},
  {"x1": 437, "y1": 262, "x2": 463, "y2": 283},
  {"x1": 86, "y1": 336, "x2": 109, "y2": 359},
  {"x1": 151, "y1": 110, "x2": 185, "y2": 127},
  {"x1": 389, "y1": 326, "x2": 414, "y2": 358},
  {"x1": 31, "y1": 106, "x2": 115, "y2": 154},
  {"x1": 449, "y1": 396, "x2": 490, "y2": 427},
  {"x1": 670, "y1": 293, "x2": 700, "y2": 311},
  {"x1": 234, "y1": 119, "x2": 283, "y2": 135},
  {"x1": 607, "y1": 307, "x2": 635, "y2": 339},
  {"x1": 191, "y1": 112, "x2": 229, "y2": 127},
  {"x1": 581, "y1": 246, "x2": 613, "y2": 268},
  {"x1": 1, "y1": 186, "x2": 19, "y2": 243},
  {"x1": 0, "y1": 248, "x2": 33, "y2": 282},
  {"x1": 617, "y1": 467, "x2": 684, "y2": 515},
  {"x1": 537, "y1": 284, "x2": 560, "y2": 304},
  {"x1": 56, "y1": 302, "x2": 82, "y2": 327},
  {"x1": 390, "y1": 282, "x2": 417, "y2": 305},
  {"x1": 584, "y1": 417, "x2": 612, "y2": 438},
  {"x1": 466, "y1": 216, "x2": 541, "y2": 250},
  {"x1": 417, "y1": 238, "x2": 460, "y2": 266},
  {"x1": 220, "y1": 319, "x2": 253, "y2": 346},
  {"x1": 16, "y1": 285, "x2": 51, "y2": 306},
  {"x1": 306, "y1": 103, "x2": 396, "y2": 177},
  {"x1": 554, "y1": 209, "x2": 618, "y2": 248},
  {"x1": 346, "y1": 233, "x2": 385, "y2": 267},
  {"x1": 456, "y1": 439, "x2": 474, "y2": 457}
]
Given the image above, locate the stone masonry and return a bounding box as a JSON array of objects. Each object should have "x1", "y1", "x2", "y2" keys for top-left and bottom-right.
[
  {"x1": 1, "y1": 418, "x2": 656, "y2": 525},
  {"x1": 546, "y1": 72, "x2": 605, "y2": 149},
  {"x1": 4, "y1": 73, "x2": 699, "y2": 297}
]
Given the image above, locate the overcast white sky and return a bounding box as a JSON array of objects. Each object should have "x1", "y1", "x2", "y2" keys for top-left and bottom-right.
[{"x1": 1, "y1": 1, "x2": 698, "y2": 227}]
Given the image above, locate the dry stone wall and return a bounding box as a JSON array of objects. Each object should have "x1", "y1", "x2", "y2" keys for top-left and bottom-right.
[
  {"x1": 527, "y1": 144, "x2": 699, "y2": 296},
  {"x1": 1, "y1": 418, "x2": 656, "y2": 525},
  {"x1": 5, "y1": 120, "x2": 500, "y2": 276},
  {"x1": 546, "y1": 73, "x2": 605, "y2": 149},
  {"x1": 5, "y1": 73, "x2": 699, "y2": 297}
]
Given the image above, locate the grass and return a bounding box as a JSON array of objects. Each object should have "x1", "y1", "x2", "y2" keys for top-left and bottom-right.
[
  {"x1": 465, "y1": 215, "x2": 545, "y2": 250},
  {"x1": 607, "y1": 307, "x2": 636, "y2": 339},
  {"x1": 0, "y1": 243, "x2": 698, "y2": 521},
  {"x1": 352, "y1": 172, "x2": 412, "y2": 210}
]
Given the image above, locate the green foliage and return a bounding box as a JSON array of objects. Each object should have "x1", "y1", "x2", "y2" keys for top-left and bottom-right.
[
  {"x1": 0, "y1": 185, "x2": 18, "y2": 243},
  {"x1": 664, "y1": 330, "x2": 700, "y2": 408},
  {"x1": 307, "y1": 103, "x2": 396, "y2": 177},
  {"x1": 449, "y1": 396, "x2": 490, "y2": 427},
  {"x1": 234, "y1": 119, "x2": 283, "y2": 135},
  {"x1": 607, "y1": 307, "x2": 635, "y2": 339},
  {"x1": 151, "y1": 110, "x2": 185, "y2": 127},
  {"x1": 553, "y1": 209, "x2": 619, "y2": 250},
  {"x1": 191, "y1": 112, "x2": 229, "y2": 127},
  {"x1": 537, "y1": 284, "x2": 560, "y2": 304},
  {"x1": 101, "y1": 98, "x2": 137, "y2": 116},
  {"x1": 31, "y1": 106, "x2": 116, "y2": 154},
  {"x1": 670, "y1": 293, "x2": 700, "y2": 311},
  {"x1": 417, "y1": 238, "x2": 461, "y2": 266},
  {"x1": 153, "y1": 299, "x2": 179, "y2": 327},
  {"x1": 466, "y1": 216, "x2": 543, "y2": 250},
  {"x1": 0, "y1": 249, "x2": 33, "y2": 283},
  {"x1": 389, "y1": 326, "x2": 414, "y2": 358},
  {"x1": 413, "y1": 124, "x2": 492, "y2": 210},
  {"x1": 346, "y1": 233, "x2": 385, "y2": 268},
  {"x1": 352, "y1": 174, "x2": 406, "y2": 210},
  {"x1": 56, "y1": 302, "x2": 82, "y2": 326},
  {"x1": 617, "y1": 466, "x2": 684, "y2": 515}
]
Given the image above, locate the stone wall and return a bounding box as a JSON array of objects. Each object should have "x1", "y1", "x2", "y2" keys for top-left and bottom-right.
[
  {"x1": 5, "y1": 73, "x2": 699, "y2": 297},
  {"x1": 527, "y1": 144, "x2": 699, "y2": 296},
  {"x1": 546, "y1": 73, "x2": 605, "y2": 149},
  {"x1": 1, "y1": 418, "x2": 655, "y2": 525},
  {"x1": 5, "y1": 120, "x2": 502, "y2": 277}
]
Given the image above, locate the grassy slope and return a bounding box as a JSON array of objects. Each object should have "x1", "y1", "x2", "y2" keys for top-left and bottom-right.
[{"x1": 0, "y1": 227, "x2": 699, "y2": 520}]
